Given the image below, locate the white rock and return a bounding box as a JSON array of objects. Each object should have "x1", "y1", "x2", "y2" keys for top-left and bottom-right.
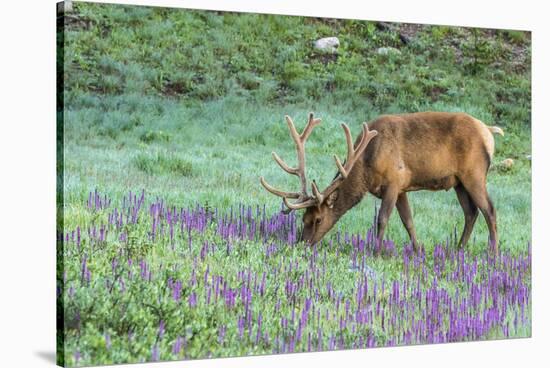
[
  {"x1": 377, "y1": 47, "x2": 401, "y2": 56},
  {"x1": 314, "y1": 37, "x2": 340, "y2": 53},
  {"x1": 500, "y1": 158, "x2": 514, "y2": 169}
]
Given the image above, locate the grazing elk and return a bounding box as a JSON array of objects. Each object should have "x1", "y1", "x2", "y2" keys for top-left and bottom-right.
[{"x1": 260, "y1": 112, "x2": 503, "y2": 252}]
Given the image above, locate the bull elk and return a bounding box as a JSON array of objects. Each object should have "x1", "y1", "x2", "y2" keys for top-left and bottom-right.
[{"x1": 260, "y1": 112, "x2": 503, "y2": 252}]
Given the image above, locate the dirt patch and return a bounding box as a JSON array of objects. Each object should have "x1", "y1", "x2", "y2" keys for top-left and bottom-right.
[
  {"x1": 312, "y1": 52, "x2": 338, "y2": 66},
  {"x1": 62, "y1": 14, "x2": 93, "y2": 31},
  {"x1": 374, "y1": 21, "x2": 426, "y2": 45},
  {"x1": 162, "y1": 80, "x2": 191, "y2": 97},
  {"x1": 396, "y1": 23, "x2": 426, "y2": 44},
  {"x1": 508, "y1": 42, "x2": 531, "y2": 73},
  {"x1": 428, "y1": 86, "x2": 448, "y2": 102},
  {"x1": 60, "y1": 8, "x2": 112, "y2": 37}
]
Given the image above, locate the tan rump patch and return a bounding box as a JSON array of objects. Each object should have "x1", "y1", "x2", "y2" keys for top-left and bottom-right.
[{"x1": 474, "y1": 119, "x2": 496, "y2": 159}]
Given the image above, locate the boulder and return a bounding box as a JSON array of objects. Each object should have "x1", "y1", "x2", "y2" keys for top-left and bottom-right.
[
  {"x1": 495, "y1": 158, "x2": 514, "y2": 172},
  {"x1": 502, "y1": 158, "x2": 514, "y2": 168},
  {"x1": 314, "y1": 37, "x2": 340, "y2": 53}
]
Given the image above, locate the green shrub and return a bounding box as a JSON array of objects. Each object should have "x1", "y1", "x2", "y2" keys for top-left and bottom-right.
[{"x1": 132, "y1": 152, "x2": 194, "y2": 176}]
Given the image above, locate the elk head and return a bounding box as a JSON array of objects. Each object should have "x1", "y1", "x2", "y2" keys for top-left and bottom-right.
[{"x1": 260, "y1": 113, "x2": 378, "y2": 245}]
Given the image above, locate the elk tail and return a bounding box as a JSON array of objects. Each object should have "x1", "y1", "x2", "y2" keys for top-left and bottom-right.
[{"x1": 487, "y1": 125, "x2": 504, "y2": 136}]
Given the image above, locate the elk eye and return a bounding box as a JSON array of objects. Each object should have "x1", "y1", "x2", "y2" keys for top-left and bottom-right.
[{"x1": 315, "y1": 218, "x2": 322, "y2": 225}]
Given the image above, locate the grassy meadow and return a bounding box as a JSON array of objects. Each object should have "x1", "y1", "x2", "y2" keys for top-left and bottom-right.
[{"x1": 58, "y1": 2, "x2": 531, "y2": 366}]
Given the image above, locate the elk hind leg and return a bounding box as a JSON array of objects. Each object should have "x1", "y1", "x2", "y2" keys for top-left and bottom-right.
[
  {"x1": 461, "y1": 178, "x2": 498, "y2": 253},
  {"x1": 454, "y1": 183, "x2": 479, "y2": 248}
]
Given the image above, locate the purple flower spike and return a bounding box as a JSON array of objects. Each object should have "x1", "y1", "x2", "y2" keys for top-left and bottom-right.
[
  {"x1": 151, "y1": 344, "x2": 160, "y2": 361},
  {"x1": 104, "y1": 333, "x2": 111, "y2": 350},
  {"x1": 188, "y1": 292, "x2": 197, "y2": 308},
  {"x1": 158, "y1": 320, "x2": 165, "y2": 339},
  {"x1": 172, "y1": 336, "x2": 183, "y2": 355}
]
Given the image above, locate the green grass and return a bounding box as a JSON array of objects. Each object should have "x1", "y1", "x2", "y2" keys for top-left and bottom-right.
[
  {"x1": 58, "y1": 2, "x2": 531, "y2": 366},
  {"x1": 131, "y1": 152, "x2": 194, "y2": 177}
]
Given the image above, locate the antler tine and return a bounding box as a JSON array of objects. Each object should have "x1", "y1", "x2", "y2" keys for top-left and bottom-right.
[
  {"x1": 333, "y1": 154, "x2": 348, "y2": 179},
  {"x1": 283, "y1": 114, "x2": 321, "y2": 199},
  {"x1": 260, "y1": 176, "x2": 300, "y2": 199},
  {"x1": 285, "y1": 115, "x2": 302, "y2": 145},
  {"x1": 354, "y1": 123, "x2": 378, "y2": 160},
  {"x1": 272, "y1": 152, "x2": 298, "y2": 175},
  {"x1": 333, "y1": 122, "x2": 378, "y2": 179},
  {"x1": 301, "y1": 112, "x2": 322, "y2": 142},
  {"x1": 278, "y1": 115, "x2": 306, "y2": 179},
  {"x1": 342, "y1": 123, "x2": 355, "y2": 163},
  {"x1": 311, "y1": 181, "x2": 324, "y2": 205},
  {"x1": 322, "y1": 122, "x2": 378, "y2": 199},
  {"x1": 333, "y1": 123, "x2": 354, "y2": 179},
  {"x1": 283, "y1": 197, "x2": 319, "y2": 210},
  {"x1": 261, "y1": 114, "x2": 323, "y2": 212}
]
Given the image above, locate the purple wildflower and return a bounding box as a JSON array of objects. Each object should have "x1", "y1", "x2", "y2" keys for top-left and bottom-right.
[
  {"x1": 188, "y1": 292, "x2": 197, "y2": 308},
  {"x1": 151, "y1": 344, "x2": 160, "y2": 361}
]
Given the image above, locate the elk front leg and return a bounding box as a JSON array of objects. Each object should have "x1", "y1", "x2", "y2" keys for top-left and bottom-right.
[
  {"x1": 395, "y1": 192, "x2": 418, "y2": 250},
  {"x1": 376, "y1": 186, "x2": 399, "y2": 246}
]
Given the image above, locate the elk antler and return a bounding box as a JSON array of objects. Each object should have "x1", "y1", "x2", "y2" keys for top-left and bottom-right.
[
  {"x1": 312, "y1": 122, "x2": 378, "y2": 204},
  {"x1": 260, "y1": 115, "x2": 377, "y2": 212},
  {"x1": 260, "y1": 113, "x2": 321, "y2": 211}
]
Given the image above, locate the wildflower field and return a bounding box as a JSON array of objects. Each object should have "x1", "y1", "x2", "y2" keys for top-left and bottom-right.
[
  {"x1": 58, "y1": 2, "x2": 531, "y2": 367},
  {"x1": 59, "y1": 190, "x2": 531, "y2": 366}
]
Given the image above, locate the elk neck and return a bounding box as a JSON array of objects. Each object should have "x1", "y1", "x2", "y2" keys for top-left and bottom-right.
[{"x1": 331, "y1": 163, "x2": 369, "y2": 216}]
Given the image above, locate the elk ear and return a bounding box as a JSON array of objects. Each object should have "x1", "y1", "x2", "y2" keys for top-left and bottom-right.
[{"x1": 326, "y1": 190, "x2": 339, "y2": 208}]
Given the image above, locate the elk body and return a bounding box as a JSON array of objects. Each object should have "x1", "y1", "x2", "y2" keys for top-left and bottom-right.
[{"x1": 260, "y1": 112, "x2": 503, "y2": 252}]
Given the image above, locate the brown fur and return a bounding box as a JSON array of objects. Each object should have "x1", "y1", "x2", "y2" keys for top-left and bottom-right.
[{"x1": 301, "y1": 112, "x2": 501, "y2": 253}]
